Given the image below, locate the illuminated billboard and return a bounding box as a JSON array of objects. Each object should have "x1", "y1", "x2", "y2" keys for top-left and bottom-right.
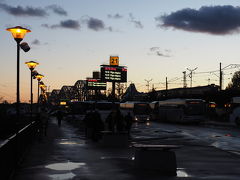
[
  {"x1": 101, "y1": 65, "x2": 127, "y2": 82},
  {"x1": 86, "y1": 79, "x2": 107, "y2": 90}
]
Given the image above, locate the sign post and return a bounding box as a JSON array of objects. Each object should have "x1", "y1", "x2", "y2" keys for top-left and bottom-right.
[{"x1": 100, "y1": 56, "x2": 127, "y2": 100}]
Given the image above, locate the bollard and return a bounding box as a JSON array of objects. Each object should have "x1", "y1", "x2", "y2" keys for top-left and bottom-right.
[{"x1": 133, "y1": 144, "x2": 180, "y2": 176}]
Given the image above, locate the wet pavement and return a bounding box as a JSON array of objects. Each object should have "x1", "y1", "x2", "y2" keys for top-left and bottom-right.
[{"x1": 13, "y1": 118, "x2": 240, "y2": 180}]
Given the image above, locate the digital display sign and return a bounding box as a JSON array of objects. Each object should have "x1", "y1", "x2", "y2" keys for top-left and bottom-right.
[
  {"x1": 110, "y1": 56, "x2": 119, "y2": 66},
  {"x1": 86, "y1": 79, "x2": 107, "y2": 90},
  {"x1": 101, "y1": 65, "x2": 127, "y2": 82}
]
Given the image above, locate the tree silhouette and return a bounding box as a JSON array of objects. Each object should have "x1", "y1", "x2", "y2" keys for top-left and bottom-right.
[{"x1": 226, "y1": 71, "x2": 240, "y2": 90}]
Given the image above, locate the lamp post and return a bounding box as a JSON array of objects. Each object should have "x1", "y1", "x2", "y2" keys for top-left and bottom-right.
[
  {"x1": 35, "y1": 74, "x2": 44, "y2": 103},
  {"x1": 6, "y1": 26, "x2": 31, "y2": 124},
  {"x1": 25, "y1": 61, "x2": 39, "y2": 115},
  {"x1": 39, "y1": 82, "x2": 46, "y2": 103}
]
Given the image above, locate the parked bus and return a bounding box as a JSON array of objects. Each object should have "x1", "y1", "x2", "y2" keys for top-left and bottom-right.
[
  {"x1": 120, "y1": 101, "x2": 151, "y2": 122},
  {"x1": 150, "y1": 99, "x2": 206, "y2": 124},
  {"x1": 229, "y1": 97, "x2": 240, "y2": 126}
]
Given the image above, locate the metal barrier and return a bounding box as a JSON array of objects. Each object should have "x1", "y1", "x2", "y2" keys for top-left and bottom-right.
[{"x1": 0, "y1": 121, "x2": 39, "y2": 180}]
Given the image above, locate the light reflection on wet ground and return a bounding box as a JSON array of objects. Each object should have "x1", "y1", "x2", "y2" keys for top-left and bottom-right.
[
  {"x1": 100, "y1": 156, "x2": 130, "y2": 160},
  {"x1": 56, "y1": 138, "x2": 84, "y2": 145},
  {"x1": 59, "y1": 141, "x2": 81, "y2": 145},
  {"x1": 49, "y1": 172, "x2": 75, "y2": 180},
  {"x1": 45, "y1": 162, "x2": 86, "y2": 171},
  {"x1": 177, "y1": 168, "x2": 190, "y2": 177}
]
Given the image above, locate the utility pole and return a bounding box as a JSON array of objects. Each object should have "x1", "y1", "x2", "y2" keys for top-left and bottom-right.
[
  {"x1": 165, "y1": 77, "x2": 168, "y2": 97},
  {"x1": 112, "y1": 81, "x2": 116, "y2": 99},
  {"x1": 165, "y1": 77, "x2": 168, "y2": 91},
  {"x1": 183, "y1": 71, "x2": 187, "y2": 88},
  {"x1": 145, "y1": 79, "x2": 152, "y2": 92},
  {"x1": 187, "y1": 67, "x2": 198, "y2": 88},
  {"x1": 220, "y1": 62, "x2": 222, "y2": 90}
]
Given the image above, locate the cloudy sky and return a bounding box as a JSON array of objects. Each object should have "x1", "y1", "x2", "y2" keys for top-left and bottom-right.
[{"x1": 1, "y1": 0, "x2": 240, "y2": 102}]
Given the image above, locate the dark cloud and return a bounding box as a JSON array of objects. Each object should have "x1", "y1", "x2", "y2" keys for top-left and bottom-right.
[
  {"x1": 83, "y1": 17, "x2": 112, "y2": 31},
  {"x1": 60, "y1": 19, "x2": 80, "y2": 29},
  {"x1": 129, "y1": 13, "x2": 143, "y2": 29},
  {"x1": 107, "y1": 13, "x2": 123, "y2": 19},
  {"x1": 149, "y1": 47, "x2": 171, "y2": 57},
  {"x1": 42, "y1": 19, "x2": 80, "y2": 30},
  {"x1": 157, "y1": 5, "x2": 240, "y2": 35},
  {"x1": 47, "y1": 4, "x2": 67, "y2": 16},
  {"x1": 32, "y1": 39, "x2": 40, "y2": 45},
  {"x1": 0, "y1": 3, "x2": 47, "y2": 17},
  {"x1": 87, "y1": 17, "x2": 105, "y2": 31}
]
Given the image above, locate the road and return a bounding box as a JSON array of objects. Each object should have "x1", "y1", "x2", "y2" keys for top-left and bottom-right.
[
  {"x1": 131, "y1": 121, "x2": 240, "y2": 155},
  {"x1": 13, "y1": 116, "x2": 240, "y2": 180}
]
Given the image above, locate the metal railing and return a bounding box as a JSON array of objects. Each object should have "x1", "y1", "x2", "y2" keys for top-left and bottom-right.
[{"x1": 0, "y1": 120, "x2": 39, "y2": 179}]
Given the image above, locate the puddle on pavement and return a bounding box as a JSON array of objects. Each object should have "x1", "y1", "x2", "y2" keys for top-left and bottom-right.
[
  {"x1": 57, "y1": 138, "x2": 84, "y2": 145},
  {"x1": 45, "y1": 162, "x2": 86, "y2": 171},
  {"x1": 177, "y1": 168, "x2": 190, "y2": 177},
  {"x1": 59, "y1": 141, "x2": 82, "y2": 145},
  {"x1": 49, "y1": 172, "x2": 75, "y2": 180},
  {"x1": 100, "y1": 156, "x2": 130, "y2": 160}
]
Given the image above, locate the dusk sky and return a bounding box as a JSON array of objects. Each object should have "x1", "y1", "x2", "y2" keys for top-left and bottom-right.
[{"x1": 1, "y1": 0, "x2": 240, "y2": 103}]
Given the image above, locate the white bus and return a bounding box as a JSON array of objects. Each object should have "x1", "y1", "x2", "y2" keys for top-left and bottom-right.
[
  {"x1": 229, "y1": 97, "x2": 240, "y2": 126},
  {"x1": 150, "y1": 99, "x2": 206, "y2": 124},
  {"x1": 120, "y1": 101, "x2": 151, "y2": 122}
]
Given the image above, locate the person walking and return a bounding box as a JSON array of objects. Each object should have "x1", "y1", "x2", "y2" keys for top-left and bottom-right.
[
  {"x1": 124, "y1": 112, "x2": 133, "y2": 135},
  {"x1": 40, "y1": 108, "x2": 49, "y2": 136},
  {"x1": 115, "y1": 109, "x2": 125, "y2": 132},
  {"x1": 56, "y1": 110, "x2": 64, "y2": 127},
  {"x1": 92, "y1": 110, "x2": 104, "y2": 141},
  {"x1": 106, "y1": 109, "x2": 116, "y2": 132},
  {"x1": 83, "y1": 109, "x2": 94, "y2": 138}
]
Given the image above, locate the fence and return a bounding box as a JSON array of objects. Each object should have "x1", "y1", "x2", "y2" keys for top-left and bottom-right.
[{"x1": 0, "y1": 120, "x2": 39, "y2": 179}]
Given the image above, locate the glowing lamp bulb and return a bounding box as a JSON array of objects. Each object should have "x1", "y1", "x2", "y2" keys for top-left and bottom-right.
[
  {"x1": 25, "y1": 61, "x2": 39, "y2": 70},
  {"x1": 6, "y1": 26, "x2": 31, "y2": 42}
]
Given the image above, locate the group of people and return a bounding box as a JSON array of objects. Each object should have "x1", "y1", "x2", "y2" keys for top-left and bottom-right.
[
  {"x1": 83, "y1": 107, "x2": 133, "y2": 141},
  {"x1": 105, "y1": 109, "x2": 133, "y2": 134},
  {"x1": 37, "y1": 105, "x2": 133, "y2": 142},
  {"x1": 83, "y1": 109, "x2": 105, "y2": 141}
]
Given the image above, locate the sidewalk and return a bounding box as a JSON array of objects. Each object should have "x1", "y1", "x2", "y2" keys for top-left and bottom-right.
[{"x1": 13, "y1": 118, "x2": 240, "y2": 180}]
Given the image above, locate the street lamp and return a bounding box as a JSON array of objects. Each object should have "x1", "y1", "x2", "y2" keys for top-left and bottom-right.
[
  {"x1": 39, "y1": 82, "x2": 47, "y2": 103},
  {"x1": 35, "y1": 74, "x2": 44, "y2": 103},
  {"x1": 25, "y1": 61, "x2": 39, "y2": 115},
  {"x1": 6, "y1": 26, "x2": 31, "y2": 123}
]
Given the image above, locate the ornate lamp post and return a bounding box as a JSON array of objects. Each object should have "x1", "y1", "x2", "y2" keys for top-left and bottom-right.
[
  {"x1": 25, "y1": 61, "x2": 39, "y2": 115},
  {"x1": 35, "y1": 74, "x2": 44, "y2": 103},
  {"x1": 39, "y1": 82, "x2": 47, "y2": 103},
  {"x1": 6, "y1": 26, "x2": 31, "y2": 122}
]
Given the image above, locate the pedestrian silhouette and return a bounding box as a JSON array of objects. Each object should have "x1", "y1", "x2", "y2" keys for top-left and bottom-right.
[
  {"x1": 115, "y1": 109, "x2": 125, "y2": 132},
  {"x1": 106, "y1": 108, "x2": 124, "y2": 133},
  {"x1": 83, "y1": 109, "x2": 95, "y2": 138},
  {"x1": 106, "y1": 109, "x2": 116, "y2": 132},
  {"x1": 92, "y1": 110, "x2": 104, "y2": 141},
  {"x1": 124, "y1": 112, "x2": 133, "y2": 135},
  {"x1": 56, "y1": 110, "x2": 64, "y2": 127},
  {"x1": 39, "y1": 108, "x2": 49, "y2": 136}
]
